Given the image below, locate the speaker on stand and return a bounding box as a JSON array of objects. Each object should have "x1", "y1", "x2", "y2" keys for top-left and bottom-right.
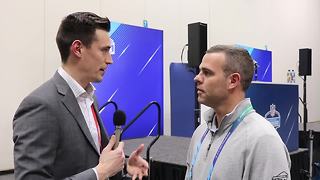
[
  {"x1": 299, "y1": 48, "x2": 312, "y2": 76},
  {"x1": 188, "y1": 22, "x2": 207, "y2": 68},
  {"x1": 298, "y1": 48, "x2": 313, "y2": 180},
  {"x1": 298, "y1": 48, "x2": 312, "y2": 132},
  {"x1": 187, "y1": 22, "x2": 207, "y2": 128}
]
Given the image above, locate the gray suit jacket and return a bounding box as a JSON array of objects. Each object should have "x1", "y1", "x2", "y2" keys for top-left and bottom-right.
[{"x1": 13, "y1": 72, "x2": 119, "y2": 180}]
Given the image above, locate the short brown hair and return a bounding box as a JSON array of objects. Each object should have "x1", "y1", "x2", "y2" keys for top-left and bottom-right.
[
  {"x1": 206, "y1": 45, "x2": 254, "y2": 91},
  {"x1": 56, "y1": 12, "x2": 110, "y2": 63}
]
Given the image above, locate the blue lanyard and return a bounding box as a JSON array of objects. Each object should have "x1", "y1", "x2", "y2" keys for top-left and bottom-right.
[{"x1": 187, "y1": 105, "x2": 253, "y2": 180}]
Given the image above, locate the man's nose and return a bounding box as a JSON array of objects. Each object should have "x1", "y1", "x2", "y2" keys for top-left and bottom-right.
[
  {"x1": 194, "y1": 74, "x2": 200, "y2": 82},
  {"x1": 106, "y1": 55, "x2": 113, "y2": 64}
]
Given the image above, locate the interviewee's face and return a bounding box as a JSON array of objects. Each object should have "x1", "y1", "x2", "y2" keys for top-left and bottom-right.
[
  {"x1": 80, "y1": 29, "x2": 113, "y2": 85},
  {"x1": 194, "y1": 52, "x2": 229, "y2": 108}
]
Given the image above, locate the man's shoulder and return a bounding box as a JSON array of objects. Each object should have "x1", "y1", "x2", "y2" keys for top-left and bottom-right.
[
  {"x1": 29, "y1": 73, "x2": 68, "y2": 97},
  {"x1": 244, "y1": 112, "x2": 274, "y2": 127},
  {"x1": 13, "y1": 76, "x2": 61, "y2": 123},
  {"x1": 242, "y1": 112, "x2": 281, "y2": 139},
  {"x1": 21, "y1": 74, "x2": 66, "y2": 107},
  {"x1": 190, "y1": 123, "x2": 208, "y2": 142},
  {"x1": 28, "y1": 78, "x2": 56, "y2": 98}
]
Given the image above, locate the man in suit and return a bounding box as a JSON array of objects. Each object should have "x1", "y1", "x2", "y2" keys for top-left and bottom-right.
[{"x1": 13, "y1": 12, "x2": 148, "y2": 180}]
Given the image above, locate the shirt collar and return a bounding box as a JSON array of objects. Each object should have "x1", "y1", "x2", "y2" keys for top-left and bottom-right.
[
  {"x1": 204, "y1": 98, "x2": 252, "y2": 132},
  {"x1": 57, "y1": 67, "x2": 95, "y2": 99}
]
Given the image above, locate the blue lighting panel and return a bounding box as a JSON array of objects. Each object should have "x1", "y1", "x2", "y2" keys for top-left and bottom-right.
[
  {"x1": 237, "y1": 45, "x2": 272, "y2": 82},
  {"x1": 94, "y1": 22, "x2": 163, "y2": 139}
]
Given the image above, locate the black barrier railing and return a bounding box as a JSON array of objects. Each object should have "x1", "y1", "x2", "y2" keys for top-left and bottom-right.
[{"x1": 121, "y1": 101, "x2": 161, "y2": 163}]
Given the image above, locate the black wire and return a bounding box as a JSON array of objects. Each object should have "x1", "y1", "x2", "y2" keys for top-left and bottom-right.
[
  {"x1": 298, "y1": 75, "x2": 305, "y2": 81},
  {"x1": 299, "y1": 97, "x2": 304, "y2": 104},
  {"x1": 298, "y1": 113, "x2": 302, "y2": 123},
  {"x1": 180, "y1": 43, "x2": 199, "y2": 75},
  {"x1": 180, "y1": 44, "x2": 188, "y2": 63},
  {"x1": 188, "y1": 67, "x2": 197, "y2": 75}
]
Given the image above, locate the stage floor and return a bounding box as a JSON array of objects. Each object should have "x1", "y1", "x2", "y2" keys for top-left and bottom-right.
[
  {"x1": 299, "y1": 121, "x2": 320, "y2": 132},
  {"x1": 124, "y1": 136, "x2": 190, "y2": 166}
]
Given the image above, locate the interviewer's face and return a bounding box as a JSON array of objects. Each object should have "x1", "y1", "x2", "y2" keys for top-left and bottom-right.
[
  {"x1": 194, "y1": 52, "x2": 229, "y2": 108},
  {"x1": 80, "y1": 29, "x2": 113, "y2": 84}
]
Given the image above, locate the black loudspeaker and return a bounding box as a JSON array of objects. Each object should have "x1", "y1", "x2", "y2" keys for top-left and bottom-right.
[
  {"x1": 299, "y1": 48, "x2": 312, "y2": 76},
  {"x1": 188, "y1": 22, "x2": 207, "y2": 67}
]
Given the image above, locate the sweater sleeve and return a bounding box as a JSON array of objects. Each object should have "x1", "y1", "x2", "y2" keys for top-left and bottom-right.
[{"x1": 244, "y1": 133, "x2": 291, "y2": 180}]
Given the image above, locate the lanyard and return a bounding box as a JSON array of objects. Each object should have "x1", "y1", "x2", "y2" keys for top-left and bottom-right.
[{"x1": 187, "y1": 105, "x2": 253, "y2": 180}]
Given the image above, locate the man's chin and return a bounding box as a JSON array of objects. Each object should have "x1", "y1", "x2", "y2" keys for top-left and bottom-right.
[
  {"x1": 197, "y1": 98, "x2": 204, "y2": 104},
  {"x1": 93, "y1": 77, "x2": 103, "y2": 83},
  {"x1": 197, "y1": 98, "x2": 210, "y2": 107}
]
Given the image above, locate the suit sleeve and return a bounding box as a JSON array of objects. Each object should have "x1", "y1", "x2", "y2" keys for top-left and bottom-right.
[{"x1": 13, "y1": 95, "x2": 97, "y2": 180}]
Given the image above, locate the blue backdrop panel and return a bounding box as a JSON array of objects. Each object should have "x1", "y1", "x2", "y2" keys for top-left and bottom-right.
[
  {"x1": 94, "y1": 22, "x2": 163, "y2": 139},
  {"x1": 237, "y1": 45, "x2": 272, "y2": 82},
  {"x1": 170, "y1": 63, "x2": 196, "y2": 137},
  {"x1": 246, "y1": 82, "x2": 299, "y2": 152}
]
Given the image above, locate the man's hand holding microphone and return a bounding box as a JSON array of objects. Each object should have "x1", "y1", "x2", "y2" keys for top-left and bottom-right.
[{"x1": 96, "y1": 110, "x2": 149, "y2": 180}]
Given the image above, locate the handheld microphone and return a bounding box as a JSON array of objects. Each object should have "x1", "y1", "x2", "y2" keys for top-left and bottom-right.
[{"x1": 113, "y1": 110, "x2": 126, "y2": 149}]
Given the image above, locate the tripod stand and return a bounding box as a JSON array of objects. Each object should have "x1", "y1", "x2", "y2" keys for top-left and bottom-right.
[{"x1": 300, "y1": 75, "x2": 314, "y2": 180}]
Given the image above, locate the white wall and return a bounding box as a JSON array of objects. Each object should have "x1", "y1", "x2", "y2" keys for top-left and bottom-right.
[
  {"x1": 1, "y1": 0, "x2": 319, "y2": 170},
  {"x1": 0, "y1": 0, "x2": 45, "y2": 170},
  {"x1": 210, "y1": 0, "x2": 320, "y2": 123}
]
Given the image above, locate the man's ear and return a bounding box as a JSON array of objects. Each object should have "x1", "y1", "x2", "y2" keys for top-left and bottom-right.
[
  {"x1": 228, "y1": 73, "x2": 241, "y2": 90},
  {"x1": 70, "y1": 40, "x2": 82, "y2": 58}
]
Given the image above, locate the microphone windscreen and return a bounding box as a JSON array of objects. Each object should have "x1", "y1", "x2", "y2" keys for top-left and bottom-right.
[{"x1": 113, "y1": 110, "x2": 126, "y2": 126}]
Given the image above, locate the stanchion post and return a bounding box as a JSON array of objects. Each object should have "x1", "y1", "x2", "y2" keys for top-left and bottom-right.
[{"x1": 309, "y1": 130, "x2": 314, "y2": 180}]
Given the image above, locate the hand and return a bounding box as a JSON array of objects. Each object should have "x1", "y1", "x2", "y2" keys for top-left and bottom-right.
[
  {"x1": 96, "y1": 135, "x2": 125, "y2": 180},
  {"x1": 127, "y1": 144, "x2": 149, "y2": 180}
]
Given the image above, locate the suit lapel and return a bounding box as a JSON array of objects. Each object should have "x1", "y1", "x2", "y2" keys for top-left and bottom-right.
[{"x1": 53, "y1": 72, "x2": 100, "y2": 155}]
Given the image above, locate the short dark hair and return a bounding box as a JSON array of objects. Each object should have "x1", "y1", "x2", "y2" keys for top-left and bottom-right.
[
  {"x1": 56, "y1": 12, "x2": 110, "y2": 63},
  {"x1": 206, "y1": 45, "x2": 254, "y2": 91}
]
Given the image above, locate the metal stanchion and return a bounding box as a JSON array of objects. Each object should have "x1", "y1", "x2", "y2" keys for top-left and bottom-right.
[
  {"x1": 148, "y1": 157, "x2": 153, "y2": 180},
  {"x1": 309, "y1": 130, "x2": 314, "y2": 180}
]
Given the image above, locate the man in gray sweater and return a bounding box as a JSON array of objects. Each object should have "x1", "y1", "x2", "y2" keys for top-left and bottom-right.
[{"x1": 185, "y1": 45, "x2": 291, "y2": 180}]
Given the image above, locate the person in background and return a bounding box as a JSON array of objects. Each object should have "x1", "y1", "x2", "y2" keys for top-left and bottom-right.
[
  {"x1": 185, "y1": 45, "x2": 291, "y2": 180},
  {"x1": 13, "y1": 12, "x2": 148, "y2": 180}
]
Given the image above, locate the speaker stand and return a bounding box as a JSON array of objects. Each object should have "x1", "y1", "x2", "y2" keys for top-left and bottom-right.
[{"x1": 303, "y1": 75, "x2": 308, "y2": 132}]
